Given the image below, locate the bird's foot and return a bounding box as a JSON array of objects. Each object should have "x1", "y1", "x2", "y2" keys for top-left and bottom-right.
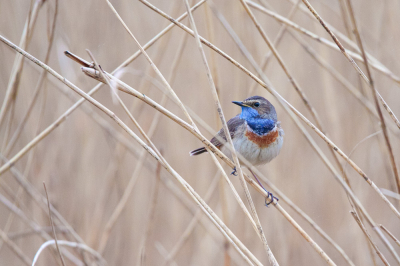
[
  {"x1": 230, "y1": 167, "x2": 238, "y2": 176},
  {"x1": 265, "y1": 191, "x2": 279, "y2": 207}
]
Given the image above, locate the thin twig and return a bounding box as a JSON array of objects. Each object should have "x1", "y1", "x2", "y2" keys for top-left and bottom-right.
[
  {"x1": 0, "y1": 227, "x2": 31, "y2": 266},
  {"x1": 4, "y1": 0, "x2": 59, "y2": 156},
  {"x1": 138, "y1": 156, "x2": 161, "y2": 266},
  {"x1": 43, "y1": 183, "x2": 66, "y2": 266},
  {"x1": 300, "y1": 0, "x2": 400, "y2": 130},
  {"x1": 32, "y1": 240, "x2": 105, "y2": 266},
  {"x1": 350, "y1": 211, "x2": 389, "y2": 266},
  {"x1": 284, "y1": 0, "x2": 400, "y2": 85},
  {"x1": 162, "y1": 171, "x2": 221, "y2": 266},
  {"x1": 380, "y1": 224, "x2": 400, "y2": 247},
  {"x1": 105, "y1": 0, "x2": 197, "y2": 128},
  {"x1": 0, "y1": 0, "x2": 207, "y2": 176},
  {"x1": 344, "y1": 0, "x2": 400, "y2": 194},
  {"x1": 0, "y1": 0, "x2": 44, "y2": 130}
]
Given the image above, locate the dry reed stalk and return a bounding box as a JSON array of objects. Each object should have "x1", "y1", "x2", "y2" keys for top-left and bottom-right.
[
  {"x1": 96, "y1": 138, "x2": 147, "y2": 252},
  {"x1": 1, "y1": 101, "x2": 15, "y2": 152},
  {"x1": 8, "y1": 142, "x2": 225, "y2": 265},
  {"x1": 32, "y1": 240, "x2": 105, "y2": 266},
  {"x1": 204, "y1": 1, "x2": 220, "y2": 94},
  {"x1": 0, "y1": 187, "x2": 23, "y2": 252},
  {"x1": 252, "y1": 168, "x2": 355, "y2": 265},
  {"x1": 155, "y1": 242, "x2": 179, "y2": 266},
  {"x1": 0, "y1": 227, "x2": 31, "y2": 266},
  {"x1": 158, "y1": 178, "x2": 247, "y2": 266},
  {"x1": 138, "y1": 158, "x2": 161, "y2": 266},
  {"x1": 0, "y1": 0, "x2": 206, "y2": 177},
  {"x1": 0, "y1": 3, "x2": 59, "y2": 254},
  {"x1": 0, "y1": 154, "x2": 87, "y2": 244},
  {"x1": 43, "y1": 183, "x2": 66, "y2": 266},
  {"x1": 184, "y1": 1, "x2": 278, "y2": 264},
  {"x1": 0, "y1": 0, "x2": 207, "y2": 178},
  {"x1": 203, "y1": 5, "x2": 231, "y2": 263},
  {"x1": 0, "y1": 151, "x2": 107, "y2": 266},
  {"x1": 157, "y1": 168, "x2": 244, "y2": 266},
  {"x1": 380, "y1": 225, "x2": 400, "y2": 247},
  {"x1": 299, "y1": 0, "x2": 400, "y2": 131},
  {"x1": 372, "y1": 225, "x2": 400, "y2": 264},
  {"x1": 244, "y1": 1, "x2": 389, "y2": 80},
  {"x1": 337, "y1": 0, "x2": 353, "y2": 38},
  {"x1": 0, "y1": 6, "x2": 186, "y2": 252},
  {"x1": 88, "y1": 50, "x2": 165, "y2": 164},
  {"x1": 246, "y1": 2, "x2": 400, "y2": 136},
  {"x1": 136, "y1": 2, "x2": 400, "y2": 220},
  {"x1": 8, "y1": 227, "x2": 69, "y2": 240},
  {"x1": 286, "y1": 30, "x2": 398, "y2": 133},
  {"x1": 1, "y1": 38, "x2": 262, "y2": 265},
  {"x1": 247, "y1": 1, "x2": 400, "y2": 132},
  {"x1": 284, "y1": 0, "x2": 399, "y2": 82},
  {"x1": 0, "y1": 0, "x2": 44, "y2": 131},
  {"x1": 350, "y1": 211, "x2": 389, "y2": 266},
  {"x1": 104, "y1": 0, "x2": 197, "y2": 128},
  {"x1": 247, "y1": 0, "x2": 301, "y2": 95},
  {"x1": 162, "y1": 171, "x2": 221, "y2": 266},
  {"x1": 344, "y1": 0, "x2": 400, "y2": 194},
  {"x1": 366, "y1": 241, "x2": 379, "y2": 266},
  {"x1": 87, "y1": 48, "x2": 176, "y2": 253},
  {"x1": 0, "y1": 188, "x2": 84, "y2": 265},
  {"x1": 94, "y1": 32, "x2": 177, "y2": 251},
  {"x1": 338, "y1": 130, "x2": 400, "y2": 263},
  {"x1": 282, "y1": 0, "x2": 400, "y2": 85},
  {"x1": 4, "y1": 0, "x2": 59, "y2": 156},
  {"x1": 247, "y1": 180, "x2": 337, "y2": 266}
]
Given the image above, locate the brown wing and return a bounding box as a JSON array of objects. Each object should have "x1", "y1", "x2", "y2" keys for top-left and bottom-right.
[
  {"x1": 190, "y1": 115, "x2": 244, "y2": 156},
  {"x1": 210, "y1": 115, "x2": 245, "y2": 147}
]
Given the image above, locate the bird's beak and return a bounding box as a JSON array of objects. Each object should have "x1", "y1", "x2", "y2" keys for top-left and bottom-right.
[{"x1": 232, "y1": 101, "x2": 249, "y2": 107}]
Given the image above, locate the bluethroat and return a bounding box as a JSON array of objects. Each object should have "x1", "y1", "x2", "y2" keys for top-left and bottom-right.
[{"x1": 190, "y1": 96, "x2": 284, "y2": 205}]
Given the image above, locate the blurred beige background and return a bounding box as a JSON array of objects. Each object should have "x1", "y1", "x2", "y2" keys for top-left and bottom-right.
[{"x1": 0, "y1": 0, "x2": 400, "y2": 265}]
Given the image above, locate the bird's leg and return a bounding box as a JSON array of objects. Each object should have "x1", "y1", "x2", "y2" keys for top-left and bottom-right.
[
  {"x1": 230, "y1": 166, "x2": 238, "y2": 176},
  {"x1": 248, "y1": 168, "x2": 278, "y2": 206}
]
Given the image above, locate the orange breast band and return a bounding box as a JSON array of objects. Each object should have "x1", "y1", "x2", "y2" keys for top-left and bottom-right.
[{"x1": 245, "y1": 129, "x2": 279, "y2": 148}]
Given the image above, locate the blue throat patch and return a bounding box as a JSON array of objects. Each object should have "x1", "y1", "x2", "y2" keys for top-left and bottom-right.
[{"x1": 239, "y1": 107, "x2": 275, "y2": 135}]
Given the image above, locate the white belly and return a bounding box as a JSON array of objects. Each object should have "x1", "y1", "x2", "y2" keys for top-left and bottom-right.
[{"x1": 221, "y1": 128, "x2": 284, "y2": 166}]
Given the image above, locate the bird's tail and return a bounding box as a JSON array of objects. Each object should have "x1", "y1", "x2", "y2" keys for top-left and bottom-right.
[{"x1": 189, "y1": 147, "x2": 208, "y2": 156}]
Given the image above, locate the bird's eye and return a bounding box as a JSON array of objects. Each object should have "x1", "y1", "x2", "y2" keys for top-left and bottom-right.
[{"x1": 254, "y1": 102, "x2": 260, "y2": 107}]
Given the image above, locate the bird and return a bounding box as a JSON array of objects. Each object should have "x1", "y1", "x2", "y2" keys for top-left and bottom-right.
[{"x1": 190, "y1": 96, "x2": 284, "y2": 205}]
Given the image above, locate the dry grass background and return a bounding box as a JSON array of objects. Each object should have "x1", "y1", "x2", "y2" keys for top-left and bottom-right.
[{"x1": 0, "y1": 0, "x2": 400, "y2": 265}]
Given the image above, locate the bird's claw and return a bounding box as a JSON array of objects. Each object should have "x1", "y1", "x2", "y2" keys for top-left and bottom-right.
[
  {"x1": 231, "y1": 167, "x2": 238, "y2": 176},
  {"x1": 265, "y1": 191, "x2": 279, "y2": 207}
]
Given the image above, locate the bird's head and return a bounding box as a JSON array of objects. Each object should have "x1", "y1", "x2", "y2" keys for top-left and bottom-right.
[{"x1": 233, "y1": 96, "x2": 277, "y2": 122}]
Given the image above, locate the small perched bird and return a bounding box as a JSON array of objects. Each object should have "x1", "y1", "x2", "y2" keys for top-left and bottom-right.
[{"x1": 190, "y1": 96, "x2": 284, "y2": 204}]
